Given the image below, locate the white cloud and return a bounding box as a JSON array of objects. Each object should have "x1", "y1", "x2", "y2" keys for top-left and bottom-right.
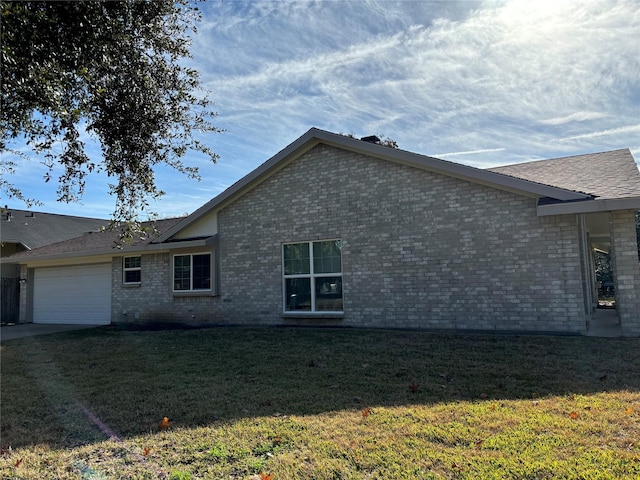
[
  {"x1": 540, "y1": 112, "x2": 607, "y2": 126},
  {"x1": 558, "y1": 124, "x2": 640, "y2": 142},
  {"x1": 7, "y1": 0, "x2": 640, "y2": 217},
  {"x1": 433, "y1": 148, "x2": 507, "y2": 158}
]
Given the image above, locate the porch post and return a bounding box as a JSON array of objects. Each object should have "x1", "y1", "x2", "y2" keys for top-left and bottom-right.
[{"x1": 610, "y1": 210, "x2": 640, "y2": 336}]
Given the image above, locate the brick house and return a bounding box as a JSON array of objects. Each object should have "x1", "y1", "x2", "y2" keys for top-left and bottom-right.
[{"x1": 9, "y1": 129, "x2": 640, "y2": 335}]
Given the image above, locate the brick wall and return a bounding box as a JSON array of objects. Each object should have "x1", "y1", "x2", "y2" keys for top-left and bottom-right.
[
  {"x1": 108, "y1": 145, "x2": 589, "y2": 332},
  {"x1": 112, "y1": 253, "x2": 174, "y2": 324},
  {"x1": 610, "y1": 209, "x2": 640, "y2": 335},
  {"x1": 214, "y1": 145, "x2": 586, "y2": 332},
  {"x1": 111, "y1": 251, "x2": 225, "y2": 325}
]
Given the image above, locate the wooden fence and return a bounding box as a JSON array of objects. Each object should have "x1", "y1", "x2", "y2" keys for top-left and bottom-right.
[{"x1": 1, "y1": 277, "x2": 19, "y2": 323}]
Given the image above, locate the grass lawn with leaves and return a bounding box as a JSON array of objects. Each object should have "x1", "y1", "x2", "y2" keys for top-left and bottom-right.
[{"x1": 1, "y1": 326, "x2": 639, "y2": 479}]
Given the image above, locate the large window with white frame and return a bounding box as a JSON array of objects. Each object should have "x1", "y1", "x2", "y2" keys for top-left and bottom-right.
[
  {"x1": 173, "y1": 253, "x2": 211, "y2": 291},
  {"x1": 283, "y1": 240, "x2": 343, "y2": 312},
  {"x1": 123, "y1": 256, "x2": 141, "y2": 284}
]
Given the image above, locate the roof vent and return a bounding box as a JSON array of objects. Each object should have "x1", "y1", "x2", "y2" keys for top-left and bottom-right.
[{"x1": 360, "y1": 135, "x2": 380, "y2": 144}]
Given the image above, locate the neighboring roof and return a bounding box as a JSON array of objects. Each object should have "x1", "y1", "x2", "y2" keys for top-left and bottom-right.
[
  {"x1": 1, "y1": 208, "x2": 107, "y2": 250},
  {"x1": 489, "y1": 149, "x2": 640, "y2": 200},
  {"x1": 156, "y1": 128, "x2": 594, "y2": 243},
  {"x1": 4, "y1": 217, "x2": 198, "y2": 263}
]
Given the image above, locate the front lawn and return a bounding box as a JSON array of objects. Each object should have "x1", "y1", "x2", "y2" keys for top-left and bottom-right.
[{"x1": 1, "y1": 326, "x2": 639, "y2": 479}]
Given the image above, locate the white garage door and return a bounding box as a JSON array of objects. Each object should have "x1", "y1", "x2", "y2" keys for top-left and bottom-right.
[{"x1": 33, "y1": 264, "x2": 111, "y2": 325}]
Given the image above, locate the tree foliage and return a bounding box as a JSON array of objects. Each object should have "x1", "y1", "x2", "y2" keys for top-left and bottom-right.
[{"x1": 1, "y1": 0, "x2": 221, "y2": 223}]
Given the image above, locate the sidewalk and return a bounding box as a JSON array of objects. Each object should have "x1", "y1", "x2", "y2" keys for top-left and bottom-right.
[{"x1": 0, "y1": 323, "x2": 102, "y2": 342}]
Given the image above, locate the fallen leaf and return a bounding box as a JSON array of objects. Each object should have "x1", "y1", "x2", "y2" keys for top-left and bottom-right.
[
  {"x1": 489, "y1": 405, "x2": 496, "y2": 411},
  {"x1": 260, "y1": 474, "x2": 274, "y2": 480},
  {"x1": 569, "y1": 411, "x2": 579, "y2": 419},
  {"x1": 142, "y1": 447, "x2": 151, "y2": 456},
  {"x1": 158, "y1": 417, "x2": 172, "y2": 430},
  {"x1": 14, "y1": 458, "x2": 23, "y2": 468},
  {"x1": 362, "y1": 407, "x2": 372, "y2": 418},
  {"x1": 625, "y1": 407, "x2": 634, "y2": 415}
]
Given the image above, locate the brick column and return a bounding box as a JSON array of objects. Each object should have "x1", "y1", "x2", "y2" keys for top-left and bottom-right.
[{"x1": 610, "y1": 210, "x2": 640, "y2": 336}]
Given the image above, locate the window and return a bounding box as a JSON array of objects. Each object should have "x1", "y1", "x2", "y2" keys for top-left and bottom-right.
[
  {"x1": 123, "y1": 256, "x2": 141, "y2": 284},
  {"x1": 283, "y1": 240, "x2": 343, "y2": 312},
  {"x1": 173, "y1": 253, "x2": 211, "y2": 291}
]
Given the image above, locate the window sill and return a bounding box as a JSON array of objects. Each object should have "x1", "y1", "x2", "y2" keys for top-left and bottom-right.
[
  {"x1": 172, "y1": 290, "x2": 217, "y2": 298},
  {"x1": 122, "y1": 283, "x2": 141, "y2": 288},
  {"x1": 281, "y1": 312, "x2": 344, "y2": 320}
]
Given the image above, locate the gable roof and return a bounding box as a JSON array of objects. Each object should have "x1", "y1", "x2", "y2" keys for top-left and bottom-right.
[
  {"x1": 489, "y1": 149, "x2": 640, "y2": 200},
  {"x1": 156, "y1": 128, "x2": 598, "y2": 242},
  {"x1": 1, "y1": 208, "x2": 107, "y2": 251}
]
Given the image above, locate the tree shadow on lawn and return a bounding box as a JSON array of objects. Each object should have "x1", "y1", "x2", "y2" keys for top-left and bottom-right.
[{"x1": 1, "y1": 325, "x2": 639, "y2": 449}]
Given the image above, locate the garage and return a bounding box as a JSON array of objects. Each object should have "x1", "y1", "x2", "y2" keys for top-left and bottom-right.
[{"x1": 33, "y1": 263, "x2": 111, "y2": 325}]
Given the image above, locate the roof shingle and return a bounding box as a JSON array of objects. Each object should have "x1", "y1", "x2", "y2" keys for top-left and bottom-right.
[
  {"x1": 5, "y1": 218, "x2": 183, "y2": 260},
  {"x1": 488, "y1": 149, "x2": 640, "y2": 199},
  {"x1": 1, "y1": 208, "x2": 107, "y2": 250}
]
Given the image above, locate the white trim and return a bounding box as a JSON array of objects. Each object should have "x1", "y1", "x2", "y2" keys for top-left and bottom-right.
[
  {"x1": 123, "y1": 255, "x2": 141, "y2": 285},
  {"x1": 172, "y1": 252, "x2": 212, "y2": 292},
  {"x1": 282, "y1": 239, "x2": 343, "y2": 314}
]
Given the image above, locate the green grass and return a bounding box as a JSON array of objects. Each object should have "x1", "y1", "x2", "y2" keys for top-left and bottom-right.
[{"x1": 1, "y1": 326, "x2": 639, "y2": 479}]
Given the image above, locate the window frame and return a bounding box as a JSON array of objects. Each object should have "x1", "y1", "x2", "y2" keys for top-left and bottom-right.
[
  {"x1": 282, "y1": 239, "x2": 343, "y2": 314},
  {"x1": 172, "y1": 252, "x2": 212, "y2": 292},
  {"x1": 123, "y1": 255, "x2": 142, "y2": 285}
]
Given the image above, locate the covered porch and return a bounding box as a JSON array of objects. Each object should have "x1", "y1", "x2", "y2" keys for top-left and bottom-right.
[{"x1": 581, "y1": 210, "x2": 640, "y2": 337}]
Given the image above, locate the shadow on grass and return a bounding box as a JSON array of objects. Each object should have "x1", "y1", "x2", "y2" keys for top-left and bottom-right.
[{"x1": 1, "y1": 325, "x2": 638, "y2": 449}]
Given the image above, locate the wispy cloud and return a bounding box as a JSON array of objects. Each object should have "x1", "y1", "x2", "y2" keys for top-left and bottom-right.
[
  {"x1": 540, "y1": 112, "x2": 607, "y2": 125},
  {"x1": 558, "y1": 125, "x2": 640, "y2": 142},
  {"x1": 7, "y1": 0, "x2": 640, "y2": 216},
  {"x1": 433, "y1": 148, "x2": 507, "y2": 158}
]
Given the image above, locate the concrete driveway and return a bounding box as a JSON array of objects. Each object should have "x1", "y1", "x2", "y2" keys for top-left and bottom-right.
[{"x1": 0, "y1": 323, "x2": 102, "y2": 342}]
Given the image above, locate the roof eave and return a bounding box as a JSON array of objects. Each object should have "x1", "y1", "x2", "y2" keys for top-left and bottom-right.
[
  {"x1": 6, "y1": 237, "x2": 215, "y2": 265},
  {"x1": 537, "y1": 196, "x2": 640, "y2": 216}
]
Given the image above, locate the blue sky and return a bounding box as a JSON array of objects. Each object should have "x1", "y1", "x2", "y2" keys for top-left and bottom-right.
[{"x1": 4, "y1": 0, "x2": 640, "y2": 219}]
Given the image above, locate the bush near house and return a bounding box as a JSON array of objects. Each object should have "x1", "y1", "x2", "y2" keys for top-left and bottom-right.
[{"x1": 1, "y1": 327, "x2": 639, "y2": 479}]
